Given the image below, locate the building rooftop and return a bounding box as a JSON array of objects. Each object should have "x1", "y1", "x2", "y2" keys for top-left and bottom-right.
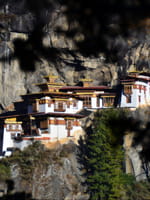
[
  {"x1": 0, "y1": 111, "x2": 85, "y2": 120},
  {"x1": 61, "y1": 86, "x2": 110, "y2": 90}
]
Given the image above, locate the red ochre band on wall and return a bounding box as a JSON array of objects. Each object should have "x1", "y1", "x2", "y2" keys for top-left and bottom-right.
[
  {"x1": 22, "y1": 137, "x2": 51, "y2": 141},
  {"x1": 133, "y1": 85, "x2": 147, "y2": 90},
  {"x1": 48, "y1": 119, "x2": 80, "y2": 126}
]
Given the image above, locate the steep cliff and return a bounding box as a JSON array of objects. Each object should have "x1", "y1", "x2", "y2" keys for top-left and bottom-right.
[
  {"x1": 0, "y1": 142, "x2": 88, "y2": 200},
  {"x1": 0, "y1": 1, "x2": 149, "y2": 110},
  {"x1": 0, "y1": 1, "x2": 150, "y2": 199}
]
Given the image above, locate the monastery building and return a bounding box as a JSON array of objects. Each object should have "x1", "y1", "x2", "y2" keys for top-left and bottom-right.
[
  {"x1": 1, "y1": 72, "x2": 150, "y2": 156},
  {"x1": 120, "y1": 72, "x2": 150, "y2": 108}
]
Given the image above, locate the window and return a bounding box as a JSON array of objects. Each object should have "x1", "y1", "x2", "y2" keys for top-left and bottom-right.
[
  {"x1": 139, "y1": 96, "x2": 141, "y2": 103},
  {"x1": 6, "y1": 124, "x2": 10, "y2": 130},
  {"x1": 66, "y1": 120, "x2": 73, "y2": 137},
  {"x1": 9, "y1": 125, "x2": 13, "y2": 130},
  {"x1": 16, "y1": 125, "x2": 19, "y2": 130},
  {"x1": 48, "y1": 100, "x2": 51, "y2": 107},
  {"x1": 144, "y1": 86, "x2": 146, "y2": 95},
  {"x1": 58, "y1": 102, "x2": 64, "y2": 109},
  {"x1": 40, "y1": 120, "x2": 48, "y2": 129},
  {"x1": 124, "y1": 85, "x2": 132, "y2": 94},
  {"x1": 11, "y1": 133, "x2": 16, "y2": 139},
  {"x1": 67, "y1": 101, "x2": 70, "y2": 108},
  {"x1": 32, "y1": 100, "x2": 39, "y2": 112},
  {"x1": 126, "y1": 95, "x2": 131, "y2": 103},
  {"x1": 73, "y1": 101, "x2": 77, "y2": 107},
  {"x1": 83, "y1": 96, "x2": 91, "y2": 108},
  {"x1": 54, "y1": 118, "x2": 58, "y2": 125},
  {"x1": 66, "y1": 120, "x2": 73, "y2": 129},
  {"x1": 97, "y1": 98, "x2": 100, "y2": 107},
  {"x1": 139, "y1": 86, "x2": 141, "y2": 93},
  {"x1": 54, "y1": 102, "x2": 66, "y2": 112},
  {"x1": 103, "y1": 97, "x2": 114, "y2": 107}
]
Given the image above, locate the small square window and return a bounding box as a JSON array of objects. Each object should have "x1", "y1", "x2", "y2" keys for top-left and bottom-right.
[
  {"x1": 126, "y1": 95, "x2": 131, "y2": 103},
  {"x1": 139, "y1": 96, "x2": 141, "y2": 103}
]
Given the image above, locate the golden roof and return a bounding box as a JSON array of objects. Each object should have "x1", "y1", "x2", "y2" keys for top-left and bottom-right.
[
  {"x1": 80, "y1": 78, "x2": 93, "y2": 82},
  {"x1": 24, "y1": 91, "x2": 72, "y2": 96},
  {"x1": 76, "y1": 92, "x2": 93, "y2": 95},
  {"x1": 5, "y1": 118, "x2": 22, "y2": 124},
  {"x1": 44, "y1": 74, "x2": 58, "y2": 79},
  {"x1": 35, "y1": 82, "x2": 65, "y2": 86},
  {"x1": 52, "y1": 98, "x2": 75, "y2": 101},
  {"x1": 127, "y1": 70, "x2": 143, "y2": 74}
]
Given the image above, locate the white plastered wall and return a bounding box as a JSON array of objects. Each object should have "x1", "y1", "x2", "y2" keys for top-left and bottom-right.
[
  {"x1": 120, "y1": 81, "x2": 150, "y2": 108},
  {"x1": 91, "y1": 97, "x2": 97, "y2": 108},
  {"x1": 39, "y1": 97, "x2": 83, "y2": 114},
  {"x1": 48, "y1": 117, "x2": 83, "y2": 141},
  {"x1": 2, "y1": 128, "x2": 13, "y2": 152}
]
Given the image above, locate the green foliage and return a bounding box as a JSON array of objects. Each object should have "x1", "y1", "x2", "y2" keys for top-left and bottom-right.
[
  {"x1": 7, "y1": 141, "x2": 51, "y2": 181},
  {"x1": 80, "y1": 109, "x2": 129, "y2": 200},
  {"x1": 0, "y1": 159, "x2": 11, "y2": 181},
  {"x1": 83, "y1": 108, "x2": 150, "y2": 200},
  {"x1": 121, "y1": 180, "x2": 150, "y2": 200},
  {"x1": 6, "y1": 141, "x2": 76, "y2": 182}
]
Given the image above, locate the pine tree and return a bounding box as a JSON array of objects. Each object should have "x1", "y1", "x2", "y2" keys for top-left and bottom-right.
[{"x1": 81, "y1": 109, "x2": 128, "y2": 200}]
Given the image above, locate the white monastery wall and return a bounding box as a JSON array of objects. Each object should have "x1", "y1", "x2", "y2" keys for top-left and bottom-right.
[
  {"x1": 120, "y1": 81, "x2": 150, "y2": 108},
  {"x1": 99, "y1": 98, "x2": 103, "y2": 108},
  {"x1": 47, "y1": 117, "x2": 82, "y2": 141},
  {"x1": 49, "y1": 124, "x2": 82, "y2": 140},
  {"x1": 50, "y1": 124, "x2": 66, "y2": 140},
  {"x1": 91, "y1": 97, "x2": 97, "y2": 108},
  {"x1": 38, "y1": 99, "x2": 83, "y2": 114},
  {"x1": 2, "y1": 128, "x2": 14, "y2": 152},
  {"x1": 78, "y1": 100, "x2": 83, "y2": 110},
  {"x1": 121, "y1": 89, "x2": 138, "y2": 108},
  {"x1": 2, "y1": 123, "x2": 23, "y2": 156}
]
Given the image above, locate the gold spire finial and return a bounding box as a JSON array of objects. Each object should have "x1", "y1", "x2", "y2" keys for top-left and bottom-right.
[{"x1": 44, "y1": 73, "x2": 58, "y2": 83}]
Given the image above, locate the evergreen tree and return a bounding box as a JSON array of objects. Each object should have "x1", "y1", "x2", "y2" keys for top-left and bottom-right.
[{"x1": 80, "y1": 109, "x2": 128, "y2": 200}]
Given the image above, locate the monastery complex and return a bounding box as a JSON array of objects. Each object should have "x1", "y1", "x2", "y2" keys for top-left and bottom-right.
[{"x1": 1, "y1": 71, "x2": 150, "y2": 156}]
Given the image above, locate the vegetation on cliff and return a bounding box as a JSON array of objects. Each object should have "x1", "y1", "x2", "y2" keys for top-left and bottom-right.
[
  {"x1": 0, "y1": 159, "x2": 10, "y2": 181},
  {"x1": 1, "y1": 109, "x2": 150, "y2": 199},
  {"x1": 0, "y1": 141, "x2": 87, "y2": 200},
  {"x1": 79, "y1": 109, "x2": 127, "y2": 199},
  {"x1": 79, "y1": 109, "x2": 150, "y2": 200}
]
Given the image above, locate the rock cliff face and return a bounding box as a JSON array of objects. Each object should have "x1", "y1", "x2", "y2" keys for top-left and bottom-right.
[
  {"x1": 124, "y1": 107, "x2": 150, "y2": 181},
  {"x1": 0, "y1": 1, "x2": 149, "y2": 110},
  {"x1": 0, "y1": 1, "x2": 150, "y2": 198},
  {"x1": 1, "y1": 142, "x2": 88, "y2": 200}
]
